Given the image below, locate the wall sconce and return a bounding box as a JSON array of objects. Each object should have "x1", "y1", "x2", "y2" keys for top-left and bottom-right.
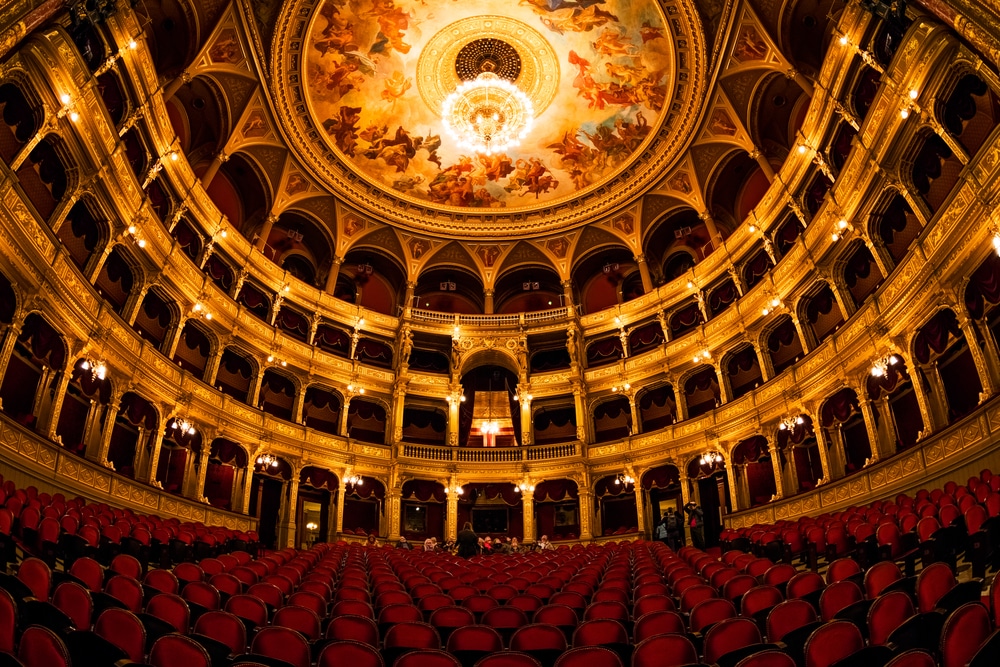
[
  {"x1": 347, "y1": 383, "x2": 365, "y2": 395},
  {"x1": 871, "y1": 354, "x2": 901, "y2": 377},
  {"x1": 191, "y1": 302, "x2": 212, "y2": 320},
  {"x1": 305, "y1": 522, "x2": 318, "y2": 531},
  {"x1": 796, "y1": 136, "x2": 834, "y2": 182},
  {"x1": 513, "y1": 482, "x2": 535, "y2": 492},
  {"x1": 611, "y1": 382, "x2": 631, "y2": 393},
  {"x1": 444, "y1": 485, "x2": 464, "y2": 495},
  {"x1": 613, "y1": 472, "x2": 635, "y2": 486},
  {"x1": 345, "y1": 474, "x2": 364, "y2": 485},
  {"x1": 57, "y1": 93, "x2": 80, "y2": 123},
  {"x1": 836, "y1": 32, "x2": 884, "y2": 73},
  {"x1": 445, "y1": 394, "x2": 466, "y2": 403},
  {"x1": 899, "y1": 88, "x2": 920, "y2": 119},
  {"x1": 170, "y1": 416, "x2": 197, "y2": 436},
  {"x1": 266, "y1": 353, "x2": 287, "y2": 367},
  {"x1": 692, "y1": 349, "x2": 711, "y2": 364},
  {"x1": 699, "y1": 451, "x2": 723, "y2": 466},
  {"x1": 80, "y1": 357, "x2": 107, "y2": 381},
  {"x1": 256, "y1": 453, "x2": 280, "y2": 468},
  {"x1": 126, "y1": 223, "x2": 147, "y2": 248},
  {"x1": 830, "y1": 217, "x2": 853, "y2": 242},
  {"x1": 778, "y1": 415, "x2": 805, "y2": 431}
]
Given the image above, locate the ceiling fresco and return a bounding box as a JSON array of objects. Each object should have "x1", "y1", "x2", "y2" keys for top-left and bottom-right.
[{"x1": 303, "y1": 0, "x2": 674, "y2": 210}]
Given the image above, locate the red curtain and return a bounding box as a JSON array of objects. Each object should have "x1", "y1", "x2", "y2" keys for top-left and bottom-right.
[
  {"x1": 641, "y1": 464, "x2": 679, "y2": 490},
  {"x1": 402, "y1": 479, "x2": 445, "y2": 502},
  {"x1": 914, "y1": 309, "x2": 961, "y2": 363}
]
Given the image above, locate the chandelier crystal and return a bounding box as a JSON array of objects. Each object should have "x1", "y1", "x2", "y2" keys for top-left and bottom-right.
[
  {"x1": 700, "y1": 451, "x2": 723, "y2": 466},
  {"x1": 442, "y1": 72, "x2": 534, "y2": 155}
]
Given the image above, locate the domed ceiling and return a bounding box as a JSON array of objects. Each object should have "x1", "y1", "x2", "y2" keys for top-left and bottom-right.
[{"x1": 273, "y1": 0, "x2": 708, "y2": 237}]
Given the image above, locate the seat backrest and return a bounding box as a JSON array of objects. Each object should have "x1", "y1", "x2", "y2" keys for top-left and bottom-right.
[
  {"x1": 317, "y1": 640, "x2": 385, "y2": 667},
  {"x1": 0, "y1": 589, "x2": 15, "y2": 653},
  {"x1": 247, "y1": 582, "x2": 283, "y2": 608},
  {"x1": 680, "y1": 583, "x2": 717, "y2": 612},
  {"x1": 149, "y1": 634, "x2": 211, "y2": 667},
  {"x1": 510, "y1": 623, "x2": 568, "y2": 652},
  {"x1": 331, "y1": 599, "x2": 375, "y2": 619},
  {"x1": 509, "y1": 594, "x2": 544, "y2": 615},
  {"x1": 762, "y1": 564, "x2": 797, "y2": 586},
  {"x1": 733, "y1": 649, "x2": 797, "y2": 667},
  {"x1": 52, "y1": 581, "x2": 92, "y2": 630},
  {"x1": 145, "y1": 569, "x2": 180, "y2": 595},
  {"x1": 18, "y1": 625, "x2": 71, "y2": 667},
  {"x1": 916, "y1": 562, "x2": 955, "y2": 613},
  {"x1": 690, "y1": 597, "x2": 737, "y2": 633},
  {"x1": 147, "y1": 593, "x2": 191, "y2": 633},
  {"x1": 19, "y1": 557, "x2": 51, "y2": 602},
  {"x1": 111, "y1": 554, "x2": 143, "y2": 580},
  {"x1": 105, "y1": 574, "x2": 143, "y2": 613},
  {"x1": 704, "y1": 617, "x2": 763, "y2": 665},
  {"x1": 826, "y1": 558, "x2": 862, "y2": 584},
  {"x1": 251, "y1": 626, "x2": 312, "y2": 667},
  {"x1": 804, "y1": 620, "x2": 864, "y2": 667},
  {"x1": 327, "y1": 613, "x2": 380, "y2": 646},
  {"x1": 378, "y1": 603, "x2": 424, "y2": 625},
  {"x1": 446, "y1": 624, "x2": 504, "y2": 652},
  {"x1": 475, "y1": 654, "x2": 545, "y2": 667},
  {"x1": 740, "y1": 585, "x2": 783, "y2": 617},
  {"x1": 183, "y1": 580, "x2": 221, "y2": 611},
  {"x1": 632, "y1": 634, "x2": 697, "y2": 667},
  {"x1": 482, "y1": 606, "x2": 529, "y2": 629},
  {"x1": 68, "y1": 557, "x2": 104, "y2": 593},
  {"x1": 225, "y1": 593, "x2": 268, "y2": 627},
  {"x1": 572, "y1": 619, "x2": 627, "y2": 647},
  {"x1": 940, "y1": 602, "x2": 992, "y2": 667},
  {"x1": 394, "y1": 649, "x2": 461, "y2": 667},
  {"x1": 867, "y1": 590, "x2": 915, "y2": 646},
  {"x1": 633, "y1": 609, "x2": 685, "y2": 642},
  {"x1": 786, "y1": 572, "x2": 824, "y2": 600},
  {"x1": 553, "y1": 646, "x2": 623, "y2": 667},
  {"x1": 273, "y1": 604, "x2": 322, "y2": 640},
  {"x1": 194, "y1": 610, "x2": 247, "y2": 654},
  {"x1": 883, "y1": 650, "x2": 937, "y2": 667},
  {"x1": 819, "y1": 580, "x2": 864, "y2": 621},
  {"x1": 864, "y1": 561, "x2": 902, "y2": 598},
  {"x1": 95, "y1": 607, "x2": 146, "y2": 662},
  {"x1": 582, "y1": 600, "x2": 629, "y2": 622},
  {"x1": 766, "y1": 599, "x2": 817, "y2": 642},
  {"x1": 383, "y1": 621, "x2": 441, "y2": 649}
]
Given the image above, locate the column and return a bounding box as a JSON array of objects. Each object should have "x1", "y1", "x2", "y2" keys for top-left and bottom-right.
[
  {"x1": 254, "y1": 212, "x2": 279, "y2": 252},
  {"x1": 446, "y1": 481, "x2": 459, "y2": 541},
  {"x1": 572, "y1": 382, "x2": 589, "y2": 443},
  {"x1": 521, "y1": 492, "x2": 535, "y2": 543},
  {"x1": 811, "y1": 419, "x2": 834, "y2": 483},
  {"x1": 391, "y1": 382, "x2": 406, "y2": 443},
  {"x1": 786, "y1": 68, "x2": 815, "y2": 97},
  {"x1": 921, "y1": 362, "x2": 951, "y2": 428},
  {"x1": 674, "y1": 386, "x2": 689, "y2": 422},
  {"x1": 204, "y1": 345, "x2": 225, "y2": 386},
  {"x1": 163, "y1": 71, "x2": 191, "y2": 101},
  {"x1": 241, "y1": 469, "x2": 255, "y2": 515},
  {"x1": 324, "y1": 256, "x2": 344, "y2": 295},
  {"x1": 334, "y1": 479, "x2": 347, "y2": 536},
  {"x1": 326, "y1": 487, "x2": 338, "y2": 543},
  {"x1": 700, "y1": 211, "x2": 723, "y2": 253},
  {"x1": 29, "y1": 366, "x2": 54, "y2": 423},
  {"x1": 199, "y1": 151, "x2": 229, "y2": 190},
  {"x1": 910, "y1": 367, "x2": 938, "y2": 436},
  {"x1": 577, "y1": 489, "x2": 593, "y2": 541},
  {"x1": 753, "y1": 342, "x2": 774, "y2": 382},
  {"x1": 0, "y1": 322, "x2": 23, "y2": 380},
  {"x1": 790, "y1": 315, "x2": 813, "y2": 354},
  {"x1": 80, "y1": 398, "x2": 101, "y2": 455},
  {"x1": 230, "y1": 467, "x2": 246, "y2": 513},
  {"x1": 828, "y1": 278, "x2": 856, "y2": 320},
  {"x1": 248, "y1": 370, "x2": 265, "y2": 409},
  {"x1": 635, "y1": 254, "x2": 654, "y2": 293},
  {"x1": 715, "y1": 364, "x2": 730, "y2": 405},
  {"x1": 633, "y1": 478, "x2": 647, "y2": 538},
  {"x1": 768, "y1": 442, "x2": 785, "y2": 500},
  {"x1": 123, "y1": 283, "x2": 150, "y2": 326},
  {"x1": 859, "y1": 398, "x2": 886, "y2": 463},
  {"x1": 750, "y1": 148, "x2": 775, "y2": 183},
  {"x1": 386, "y1": 488, "x2": 401, "y2": 541},
  {"x1": 163, "y1": 320, "x2": 185, "y2": 359},
  {"x1": 339, "y1": 396, "x2": 353, "y2": 437},
  {"x1": 292, "y1": 386, "x2": 306, "y2": 424},
  {"x1": 43, "y1": 369, "x2": 72, "y2": 440},
  {"x1": 144, "y1": 425, "x2": 166, "y2": 484},
  {"x1": 91, "y1": 400, "x2": 121, "y2": 465},
  {"x1": 958, "y1": 313, "x2": 998, "y2": 398},
  {"x1": 519, "y1": 395, "x2": 533, "y2": 445},
  {"x1": 975, "y1": 318, "x2": 1000, "y2": 388},
  {"x1": 725, "y1": 461, "x2": 740, "y2": 513},
  {"x1": 484, "y1": 289, "x2": 494, "y2": 314},
  {"x1": 284, "y1": 475, "x2": 300, "y2": 548},
  {"x1": 626, "y1": 392, "x2": 639, "y2": 435},
  {"x1": 561, "y1": 280, "x2": 575, "y2": 317},
  {"x1": 193, "y1": 453, "x2": 210, "y2": 501},
  {"x1": 877, "y1": 396, "x2": 900, "y2": 457},
  {"x1": 446, "y1": 387, "x2": 461, "y2": 446}
]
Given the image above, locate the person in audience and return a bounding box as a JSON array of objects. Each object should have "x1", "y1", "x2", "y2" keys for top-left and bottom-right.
[
  {"x1": 457, "y1": 521, "x2": 478, "y2": 557},
  {"x1": 483, "y1": 536, "x2": 494, "y2": 553},
  {"x1": 430, "y1": 536, "x2": 439, "y2": 550},
  {"x1": 509, "y1": 537, "x2": 520, "y2": 553},
  {"x1": 684, "y1": 502, "x2": 705, "y2": 549},
  {"x1": 396, "y1": 536, "x2": 412, "y2": 550},
  {"x1": 655, "y1": 513, "x2": 669, "y2": 545},
  {"x1": 664, "y1": 507, "x2": 683, "y2": 551},
  {"x1": 423, "y1": 538, "x2": 434, "y2": 551},
  {"x1": 365, "y1": 533, "x2": 378, "y2": 547},
  {"x1": 537, "y1": 534, "x2": 553, "y2": 550}
]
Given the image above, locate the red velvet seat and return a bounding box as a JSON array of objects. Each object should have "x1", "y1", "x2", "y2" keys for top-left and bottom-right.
[
  {"x1": 940, "y1": 602, "x2": 992, "y2": 667},
  {"x1": 0, "y1": 589, "x2": 16, "y2": 653},
  {"x1": 740, "y1": 585, "x2": 783, "y2": 618},
  {"x1": 110, "y1": 554, "x2": 142, "y2": 580},
  {"x1": 818, "y1": 580, "x2": 864, "y2": 621},
  {"x1": 632, "y1": 634, "x2": 697, "y2": 667},
  {"x1": 510, "y1": 623, "x2": 568, "y2": 664},
  {"x1": 105, "y1": 574, "x2": 143, "y2": 613},
  {"x1": 147, "y1": 593, "x2": 191, "y2": 634},
  {"x1": 327, "y1": 613, "x2": 380, "y2": 646},
  {"x1": 225, "y1": 593, "x2": 268, "y2": 627},
  {"x1": 194, "y1": 610, "x2": 247, "y2": 654},
  {"x1": 786, "y1": 572, "x2": 824, "y2": 601},
  {"x1": 883, "y1": 650, "x2": 936, "y2": 667},
  {"x1": 18, "y1": 625, "x2": 71, "y2": 667},
  {"x1": 474, "y1": 653, "x2": 543, "y2": 667},
  {"x1": 803, "y1": 620, "x2": 864, "y2": 667},
  {"x1": 273, "y1": 604, "x2": 322, "y2": 640},
  {"x1": 251, "y1": 626, "x2": 311, "y2": 667},
  {"x1": 867, "y1": 590, "x2": 914, "y2": 646},
  {"x1": 383, "y1": 621, "x2": 441, "y2": 664},
  {"x1": 182, "y1": 581, "x2": 221, "y2": 611},
  {"x1": 689, "y1": 597, "x2": 737, "y2": 633},
  {"x1": 69, "y1": 557, "x2": 104, "y2": 593},
  {"x1": 395, "y1": 649, "x2": 461, "y2": 667},
  {"x1": 766, "y1": 599, "x2": 817, "y2": 642},
  {"x1": 704, "y1": 617, "x2": 763, "y2": 665},
  {"x1": 52, "y1": 581, "x2": 92, "y2": 630},
  {"x1": 317, "y1": 640, "x2": 385, "y2": 667},
  {"x1": 679, "y1": 583, "x2": 717, "y2": 612},
  {"x1": 447, "y1": 625, "x2": 504, "y2": 667},
  {"x1": 734, "y1": 649, "x2": 797, "y2": 667},
  {"x1": 246, "y1": 582, "x2": 283, "y2": 609},
  {"x1": 19, "y1": 557, "x2": 51, "y2": 602},
  {"x1": 582, "y1": 600, "x2": 629, "y2": 624},
  {"x1": 331, "y1": 599, "x2": 375, "y2": 619},
  {"x1": 826, "y1": 558, "x2": 862, "y2": 584},
  {"x1": 864, "y1": 561, "x2": 902, "y2": 598},
  {"x1": 508, "y1": 594, "x2": 544, "y2": 616},
  {"x1": 916, "y1": 562, "x2": 954, "y2": 613},
  {"x1": 633, "y1": 609, "x2": 685, "y2": 642},
  {"x1": 149, "y1": 634, "x2": 211, "y2": 667},
  {"x1": 95, "y1": 608, "x2": 146, "y2": 663},
  {"x1": 552, "y1": 646, "x2": 623, "y2": 667}
]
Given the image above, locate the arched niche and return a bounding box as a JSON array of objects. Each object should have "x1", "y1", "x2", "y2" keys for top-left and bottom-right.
[
  {"x1": 533, "y1": 479, "x2": 579, "y2": 541},
  {"x1": 401, "y1": 479, "x2": 446, "y2": 542}
]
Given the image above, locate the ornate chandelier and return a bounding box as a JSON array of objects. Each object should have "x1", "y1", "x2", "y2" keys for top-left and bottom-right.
[
  {"x1": 871, "y1": 354, "x2": 900, "y2": 377},
  {"x1": 80, "y1": 357, "x2": 107, "y2": 381},
  {"x1": 170, "y1": 416, "x2": 197, "y2": 436},
  {"x1": 256, "y1": 453, "x2": 280, "y2": 468},
  {"x1": 442, "y1": 72, "x2": 534, "y2": 155}
]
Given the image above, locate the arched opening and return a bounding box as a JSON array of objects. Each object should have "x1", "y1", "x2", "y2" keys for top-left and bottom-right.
[
  {"x1": 303, "y1": 386, "x2": 342, "y2": 436},
  {"x1": 204, "y1": 253, "x2": 235, "y2": 293},
  {"x1": 249, "y1": 456, "x2": 292, "y2": 550},
  {"x1": 937, "y1": 73, "x2": 1000, "y2": 159},
  {"x1": 341, "y1": 250, "x2": 405, "y2": 315},
  {"x1": 94, "y1": 246, "x2": 136, "y2": 315},
  {"x1": 638, "y1": 385, "x2": 676, "y2": 432},
  {"x1": 801, "y1": 283, "x2": 844, "y2": 346},
  {"x1": 684, "y1": 366, "x2": 720, "y2": 418},
  {"x1": 58, "y1": 199, "x2": 107, "y2": 272},
  {"x1": 828, "y1": 120, "x2": 857, "y2": 172},
  {"x1": 668, "y1": 300, "x2": 704, "y2": 339},
  {"x1": 171, "y1": 217, "x2": 203, "y2": 264},
  {"x1": 205, "y1": 439, "x2": 248, "y2": 511},
  {"x1": 708, "y1": 278, "x2": 739, "y2": 318},
  {"x1": 169, "y1": 75, "x2": 223, "y2": 166},
  {"x1": 534, "y1": 480, "x2": 579, "y2": 542},
  {"x1": 0, "y1": 82, "x2": 40, "y2": 164},
  {"x1": 96, "y1": 71, "x2": 127, "y2": 127},
  {"x1": 314, "y1": 322, "x2": 351, "y2": 359},
  {"x1": 641, "y1": 464, "x2": 681, "y2": 533},
  {"x1": 686, "y1": 455, "x2": 730, "y2": 547},
  {"x1": 173, "y1": 321, "x2": 212, "y2": 378},
  {"x1": 343, "y1": 476, "x2": 385, "y2": 538},
  {"x1": 585, "y1": 335, "x2": 623, "y2": 368},
  {"x1": 265, "y1": 211, "x2": 334, "y2": 290},
  {"x1": 134, "y1": 289, "x2": 177, "y2": 351},
  {"x1": 236, "y1": 281, "x2": 272, "y2": 322},
  {"x1": 850, "y1": 66, "x2": 881, "y2": 121},
  {"x1": 914, "y1": 309, "x2": 982, "y2": 425},
  {"x1": 108, "y1": 392, "x2": 157, "y2": 479},
  {"x1": 866, "y1": 355, "x2": 923, "y2": 453},
  {"x1": 19, "y1": 136, "x2": 69, "y2": 221},
  {"x1": 401, "y1": 480, "x2": 445, "y2": 543},
  {"x1": 871, "y1": 192, "x2": 921, "y2": 266},
  {"x1": 777, "y1": 416, "x2": 822, "y2": 493},
  {"x1": 726, "y1": 345, "x2": 763, "y2": 400},
  {"x1": 0, "y1": 313, "x2": 66, "y2": 429},
  {"x1": 216, "y1": 348, "x2": 255, "y2": 404},
  {"x1": 158, "y1": 417, "x2": 203, "y2": 495},
  {"x1": 298, "y1": 467, "x2": 339, "y2": 547},
  {"x1": 821, "y1": 387, "x2": 871, "y2": 478},
  {"x1": 347, "y1": 398, "x2": 387, "y2": 444},
  {"x1": 532, "y1": 402, "x2": 576, "y2": 445},
  {"x1": 210, "y1": 154, "x2": 269, "y2": 235},
  {"x1": 355, "y1": 337, "x2": 394, "y2": 368},
  {"x1": 628, "y1": 320, "x2": 665, "y2": 356},
  {"x1": 841, "y1": 242, "x2": 885, "y2": 307},
  {"x1": 708, "y1": 152, "x2": 768, "y2": 231},
  {"x1": 908, "y1": 133, "x2": 962, "y2": 215},
  {"x1": 592, "y1": 396, "x2": 631, "y2": 443},
  {"x1": 458, "y1": 483, "x2": 523, "y2": 541},
  {"x1": 741, "y1": 247, "x2": 773, "y2": 291},
  {"x1": 275, "y1": 305, "x2": 310, "y2": 343},
  {"x1": 773, "y1": 211, "x2": 804, "y2": 258},
  {"x1": 803, "y1": 170, "x2": 833, "y2": 218},
  {"x1": 765, "y1": 315, "x2": 804, "y2": 375},
  {"x1": 401, "y1": 404, "x2": 447, "y2": 445},
  {"x1": 260, "y1": 369, "x2": 296, "y2": 422},
  {"x1": 753, "y1": 72, "x2": 809, "y2": 156},
  {"x1": 731, "y1": 436, "x2": 776, "y2": 508},
  {"x1": 56, "y1": 359, "x2": 112, "y2": 458},
  {"x1": 529, "y1": 346, "x2": 570, "y2": 373},
  {"x1": 458, "y1": 366, "x2": 520, "y2": 447},
  {"x1": 595, "y1": 475, "x2": 637, "y2": 536},
  {"x1": 494, "y1": 266, "x2": 563, "y2": 313},
  {"x1": 573, "y1": 247, "x2": 637, "y2": 314}
]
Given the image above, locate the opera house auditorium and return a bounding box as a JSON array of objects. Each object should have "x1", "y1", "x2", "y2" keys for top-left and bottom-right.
[{"x1": 1, "y1": 0, "x2": 1000, "y2": 665}]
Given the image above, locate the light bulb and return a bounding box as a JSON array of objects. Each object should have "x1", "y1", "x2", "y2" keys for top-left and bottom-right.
[
  {"x1": 69, "y1": 112, "x2": 80, "y2": 122},
  {"x1": 60, "y1": 93, "x2": 71, "y2": 105},
  {"x1": 909, "y1": 89, "x2": 919, "y2": 100},
  {"x1": 137, "y1": 239, "x2": 146, "y2": 248},
  {"x1": 128, "y1": 225, "x2": 137, "y2": 234},
  {"x1": 900, "y1": 108, "x2": 910, "y2": 119},
  {"x1": 839, "y1": 35, "x2": 848, "y2": 46},
  {"x1": 81, "y1": 360, "x2": 90, "y2": 370},
  {"x1": 798, "y1": 144, "x2": 807, "y2": 154},
  {"x1": 128, "y1": 39, "x2": 137, "y2": 49},
  {"x1": 837, "y1": 219, "x2": 849, "y2": 229}
]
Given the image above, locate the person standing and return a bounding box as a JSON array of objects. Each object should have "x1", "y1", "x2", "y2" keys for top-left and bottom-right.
[
  {"x1": 457, "y1": 522, "x2": 478, "y2": 558},
  {"x1": 655, "y1": 513, "x2": 669, "y2": 546},
  {"x1": 664, "y1": 507, "x2": 682, "y2": 551},
  {"x1": 684, "y1": 502, "x2": 705, "y2": 549}
]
